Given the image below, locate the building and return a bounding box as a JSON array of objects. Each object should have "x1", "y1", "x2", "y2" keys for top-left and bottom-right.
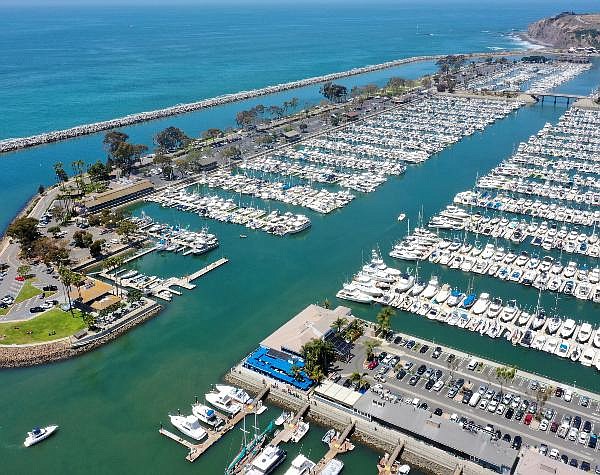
[
  {"x1": 197, "y1": 156, "x2": 218, "y2": 171},
  {"x1": 260, "y1": 304, "x2": 351, "y2": 357},
  {"x1": 70, "y1": 277, "x2": 121, "y2": 313},
  {"x1": 282, "y1": 130, "x2": 301, "y2": 142},
  {"x1": 345, "y1": 111, "x2": 359, "y2": 121},
  {"x1": 243, "y1": 346, "x2": 313, "y2": 390},
  {"x1": 82, "y1": 179, "x2": 154, "y2": 213},
  {"x1": 352, "y1": 394, "x2": 518, "y2": 473}
]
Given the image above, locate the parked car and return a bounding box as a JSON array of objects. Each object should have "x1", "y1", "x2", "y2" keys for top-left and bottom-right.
[
  {"x1": 524, "y1": 414, "x2": 533, "y2": 425},
  {"x1": 432, "y1": 346, "x2": 442, "y2": 359},
  {"x1": 511, "y1": 436, "x2": 522, "y2": 450}
]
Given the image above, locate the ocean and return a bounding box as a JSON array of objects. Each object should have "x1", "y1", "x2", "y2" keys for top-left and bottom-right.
[{"x1": 1, "y1": 2, "x2": 600, "y2": 474}]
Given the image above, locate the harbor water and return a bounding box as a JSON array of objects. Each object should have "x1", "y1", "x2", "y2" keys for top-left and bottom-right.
[{"x1": 1, "y1": 3, "x2": 600, "y2": 474}]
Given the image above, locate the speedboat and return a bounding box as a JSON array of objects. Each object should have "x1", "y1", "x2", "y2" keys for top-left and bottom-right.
[
  {"x1": 169, "y1": 414, "x2": 207, "y2": 441},
  {"x1": 23, "y1": 425, "x2": 59, "y2": 447},
  {"x1": 486, "y1": 298, "x2": 503, "y2": 319},
  {"x1": 580, "y1": 347, "x2": 596, "y2": 367},
  {"x1": 471, "y1": 293, "x2": 490, "y2": 315},
  {"x1": 275, "y1": 411, "x2": 290, "y2": 426},
  {"x1": 559, "y1": 319, "x2": 576, "y2": 339},
  {"x1": 322, "y1": 428, "x2": 337, "y2": 444},
  {"x1": 215, "y1": 384, "x2": 252, "y2": 404},
  {"x1": 421, "y1": 276, "x2": 440, "y2": 299},
  {"x1": 397, "y1": 213, "x2": 406, "y2": 222},
  {"x1": 246, "y1": 444, "x2": 287, "y2": 475},
  {"x1": 577, "y1": 323, "x2": 592, "y2": 343},
  {"x1": 291, "y1": 419, "x2": 309, "y2": 443},
  {"x1": 321, "y1": 459, "x2": 344, "y2": 475},
  {"x1": 433, "y1": 284, "x2": 451, "y2": 304},
  {"x1": 205, "y1": 389, "x2": 242, "y2": 415},
  {"x1": 284, "y1": 454, "x2": 316, "y2": 475},
  {"x1": 530, "y1": 311, "x2": 546, "y2": 331},
  {"x1": 192, "y1": 403, "x2": 224, "y2": 428}
]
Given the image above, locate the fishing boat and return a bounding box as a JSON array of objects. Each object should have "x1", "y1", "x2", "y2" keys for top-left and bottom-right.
[
  {"x1": 23, "y1": 425, "x2": 59, "y2": 447},
  {"x1": 192, "y1": 403, "x2": 224, "y2": 428},
  {"x1": 169, "y1": 414, "x2": 207, "y2": 441}
]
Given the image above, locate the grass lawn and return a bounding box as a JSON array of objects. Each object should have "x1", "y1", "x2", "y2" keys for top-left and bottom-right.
[
  {"x1": 14, "y1": 279, "x2": 43, "y2": 304},
  {"x1": 0, "y1": 307, "x2": 85, "y2": 345}
]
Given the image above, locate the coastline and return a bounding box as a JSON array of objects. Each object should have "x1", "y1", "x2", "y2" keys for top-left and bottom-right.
[{"x1": 0, "y1": 50, "x2": 530, "y2": 155}]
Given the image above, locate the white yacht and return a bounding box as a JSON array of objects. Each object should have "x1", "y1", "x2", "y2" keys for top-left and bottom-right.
[
  {"x1": 24, "y1": 425, "x2": 59, "y2": 447},
  {"x1": 580, "y1": 347, "x2": 596, "y2": 367},
  {"x1": 275, "y1": 411, "x2": 290, "y2": 426},
  {"x1": 321, "y1": 458, "x2": 344, "y2": 475},
  {"x1": 215, "y1": 384, "x2": 252, "y2": 404},
  {"x1": 192, "y1": 403, "x2": 224, "y2": 428},
  {"x1": 291, "y1": 419, "x2": 309, "y2": 443},
  {"x1": 577, "y1": 323, "x2": 592, "y2": 343},
  {"x1": 559, "y1": 319, "x2": 576, "y2": 339},
  {"x1": 433, "y1": 284, "x2": 451, "y2": 304},
  {"x1": 422, "y1": 276, "x2": 440, "y2": 299},
  {"x1": 472, "y1": 293, "x2": 490, "y2": 315},
  {"x1": 205, "y1": 389, "x2": 242, "y2": 415},
  {"x1": 169, "y1": 414, "x2": 207, "y2": 441},
  {"x1": 284, "y1": 454, "x2": 316, "y2": 475},
  {"x1": 246, "y1": 444, "x2": 287, "y2": 475}
]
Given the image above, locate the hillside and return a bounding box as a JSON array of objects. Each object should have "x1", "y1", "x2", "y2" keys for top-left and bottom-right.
[{"x1": 527, "y1": 12, "x2": 600, "y2": 49}]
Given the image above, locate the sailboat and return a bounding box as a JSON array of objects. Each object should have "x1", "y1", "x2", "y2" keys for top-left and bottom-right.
[{"x1": 224, "y1": 413, "x2": 276, "y2": 475}]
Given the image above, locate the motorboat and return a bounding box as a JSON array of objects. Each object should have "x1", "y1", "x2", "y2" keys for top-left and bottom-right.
[
  {"x1": 397, "y1": 213, "x2": 406, "y2": 222},
  {"x1": 446, "y1": 290, "x2": 465, "y2": 307},
  {"x1": 530, "y1": 311, "x2": 547, "y2": 331},
  {"x1": 546, "y1": 317, "x2": 562, "y2": 335},
  {"x1": 205, "y1": 389, "x2": 242, "y2": 415},
  {"x1": 215, "y1": 384, "x2": 252, "y2": 404},
  {"x1": 321, "y1": 459, "x2": 344, "y2": 475},
  {"x1": 395, "y1": 273, "x2": 415, "y2": 292},
  {"x1": 169, "y1": 414, "x2": 207, "y2": 441},
  {"x1": 577, "y1": 323, "x2": 592, "y2": 343},
  {"x1": 23, "y1": 425, "x2": 59, "y2": 447},
  {"x1": 433, "y1": 284, "x2": 451, "y2": 304},
  {"x1": 284, "y1": 454, "x2": 316, "y2": 475},
  {"x1": 471, "y1": 293, "x2": 490, "y2": 315},
  {"x1": 291, "y1": 419, "x2": 309, "y2": 443},
  {"x1": 410, "y1": 280, "x2": 427, "y2": 296},
  {"x1": 460, "y1": 294, "x2": 476, "y2": 309},
  {"x1": 246, "y1": 444, "x2": 287, "y2": 475},
  {"x1": 399, "y1": 465, "x2": 411, "y2": 474},
  {"x1": 322, "y1": 428, "x2": 337, "y2": 444},
  {"x1": 486, "y1": 298, "x2": 503, "y2": 319},
  {"x1": 559, "y1": 319, "x2": 576, "y2": 339},
  {"x1": 593, "y1": 329, "x2": 600, "y2": 349},
  {"x1": 580, "y1": 347, "x2": 596, "y2": 367},
  {"x1": 275, "y1": 411, "x2": 290, "y2": 426},
  {"x1": 421, "y1": 276, "x2": 440, "y2": 299},
  {"x1": 500, "y1": 300, "x2": 519, "y2": 323},
  {"x1": 192, "y1": 403, "x2": 224, "y2": 428}
]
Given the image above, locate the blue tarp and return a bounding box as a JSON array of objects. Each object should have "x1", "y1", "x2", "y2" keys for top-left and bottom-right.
[{"x1": 243, "y1": 346, "x2": 313, "y2": 391}]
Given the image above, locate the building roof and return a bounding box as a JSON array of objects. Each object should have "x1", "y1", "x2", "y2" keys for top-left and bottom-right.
[
  {"x1": 90, "y1": 294, "x2": 122, "y2": 311},
  {"x1": 515, "y1": 450, "x2": 580, "y2": 475},
  {"x1": 260, "y1": 304, "x2": 352, "y2": 355},
  {"x1": 70, "y1": 278, "x2": 116, "y2": 305},
  {"x1": 315, "y1": 380, "x2": 362, "y2": 407},
  {"x1": 198, "y1": 156, "x2": 217, "y2": 166},
  {"x1": 353, "y1": 394, "x2": 517, "y2": 470},
  {"x1": 82, "y1": 179, "x2": 154, "y2": 209},
  {"x1": 283, "y1": 130, "x2": 300, "y2": 139},
  {"x1": 244, "y1": 346, "x2": 313, "y2": 390}
]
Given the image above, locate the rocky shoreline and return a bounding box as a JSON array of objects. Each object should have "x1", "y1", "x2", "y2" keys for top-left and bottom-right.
[
  {"x1": 0, "y1": 304, "x2": 162, "y2": 369},
  {"x1": 527, "y1": 12, "x2": 600, "y2": 49}
]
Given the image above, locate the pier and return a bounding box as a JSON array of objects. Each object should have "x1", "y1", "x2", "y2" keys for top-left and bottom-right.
[
  {"x1": 377, "y1": 441, "x2": 405, "y2": 475},
  {"x1": 313, "y1": 421, "x2": 355, "y2": 474},
  {"x1": 269, "y1": 402, "x2": 310, "y2": 445},
  {"x1": 159, "y1": 385, "x2": 270, "y2": 462}
]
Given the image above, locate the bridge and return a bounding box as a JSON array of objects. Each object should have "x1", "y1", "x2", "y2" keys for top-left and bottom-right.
[{"x1": 530, "y1": 92, "x2": 586, "y2": 105}]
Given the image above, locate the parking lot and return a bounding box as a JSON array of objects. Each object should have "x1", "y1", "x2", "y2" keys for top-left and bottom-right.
[{"x1": 336, "y1": 330, "x2": 600, "y2": 472}]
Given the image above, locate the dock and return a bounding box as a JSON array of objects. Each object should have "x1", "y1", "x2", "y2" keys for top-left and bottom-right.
[
  {"x1": 186, "y1": 257, "x2": 229, "y2": 282},
  {"x1": 313, "y1": 421, "x2": 355, "y2": 474},
  {"x1": 270, "y1": 402, "x2": 310, "y2": 445},
  {"x1": 159, "y1": 385, "x2": 270, "y2": 463},
  {"x1": 377, "y1": 441, "x2": 405, "y2": 474}
]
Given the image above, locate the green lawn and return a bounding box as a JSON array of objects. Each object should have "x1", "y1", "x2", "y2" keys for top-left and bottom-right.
[
  {"x1": 14, "y1": 279, "x2": 43, "y2": 304},
  {"x1": 0, "y1": 307, "x2": 85, "y2": 345}
]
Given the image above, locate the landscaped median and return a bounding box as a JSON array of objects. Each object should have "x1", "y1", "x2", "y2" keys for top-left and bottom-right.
[{"x1": 0, "y1": 307, "x2": 84, "y2": 345}]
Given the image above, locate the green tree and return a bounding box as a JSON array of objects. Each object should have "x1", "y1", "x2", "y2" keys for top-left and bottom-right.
[
  {"x1": 71, "y1": 159, "x2": 86, "y2": 195},
  {"x1": 87, "y1": 161, "x2": 111, "y2": 183},
  {"x1": 363, "y1": 339, "x2": 379, "y2": 362},
  {"x1": 113, "y1": 142, "x2": 148, "y2": 175},
  {"x1": 301, "y1": 338, "x2": 335, "y2": 378},
  {"x1": 349, "y1": 371, "x2": 368, "y2": 390},
  {"x1": 81, "y1": 311, "x2": 96, "y2": 329},
  {"x1": 58, "y1": 266, "x2": 76, "y2": 316},
  {"x1": 53, "y1": 162, "x2": 68, "y2": 185},
  {"x1": 495, "y1": 365, "x2": 517, "y2": 394},
  {"x1": 17, "y1": 265, "x2": 31, "y2": 278},
  {"x1": 103, "y1": 131, "x2": 129, "y2": 162},
  {"x1": 103, "y1": 256, "x2": 125, "y2": 296},
  {"x1": 376, "y1": 306, "x2": 395, "y2": 335},
  {"x1": 7, "y1": 217, "x2": 40, "y2": 249},
  {"x1": 32, "y1": 237, "x2": 70, "y2": 266},
  {"x1": 89, "y1": 239, "x2": 105, "y2": 258},
  {"x1": 201, "y1": 128, "x2": 223, "y2": 142},
  {"x1": 127, "y1": 288, "x2": 143, "y2": 303},
  {"x1": 73, "y1": 230, "x2": 93, "y2": 248},
  {"x1": 320, "y1": 82, "x2": 348, "y2": 102},
  {"x1": 331, "y1": 316, "x2": 348, "y2": 333},
  {"x1": 290, "y1": 364, "x2": 303, "y2": 381},
  {"x1": 38, "y1": 185, "x2": 45, "y2": 195},
  {"x1": 116, "y1": 220, "x2": 138, "y2": 241},
  {"x1": 221, "y1": 146, "x2": 241, "y2": 162},
  {"x1": 154, "y1": 126, "x2": 189, "y2": 152}
]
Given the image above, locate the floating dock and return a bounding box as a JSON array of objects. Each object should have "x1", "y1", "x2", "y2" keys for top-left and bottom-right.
[
  {"x1": 159, "y1": 385, "x2": 270, "y2": 463},
  {"x1": 313, "y1": 421, "x2": 355, "y2": 474},
  {"x1": 378, "y1": 441, "x2": 405, "y2": 475}
]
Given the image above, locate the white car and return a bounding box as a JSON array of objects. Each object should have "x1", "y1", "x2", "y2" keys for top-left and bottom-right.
[
  {"x1": 495, "y1": 404, "x2": 506, "y2": 415},
  {"x1": 578, "y1": 431, "x2": 588, "y2": 445},
  {"x1": 479, "y1": 399, "x2": 489, "y2": 410},
  {"x1": 432, "y1": 380, "x2": 444, "y2": 392},
  {"x1": 538, "y1": 419, "x2": 548, "y2": 431},
  {"x1": 549, "y1": 448, "x2": 559, "y2": 460},
  {"x1": 568, "y1": 427, "x2": 578, "y2": 441},
  {"x1": 564, "y1": 390, "x2": 573, "y2": 402},
  {"x1": 487, "y1": 400, "x2": 498, "y2": 413}
]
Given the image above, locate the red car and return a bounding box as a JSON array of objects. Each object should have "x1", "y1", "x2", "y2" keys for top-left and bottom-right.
[
  {"x1": 524, "y1": 414, "x2": 533, "y2": 425},
  {"x1": 15, "y1": 276, "x2": 25, "y2": 282},
  {"x1": 367, "y1": 359, "x2": 379, "y2": 370}
]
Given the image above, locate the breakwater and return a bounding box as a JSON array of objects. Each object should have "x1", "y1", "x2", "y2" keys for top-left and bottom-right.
[{"x1": 0, "y1": 50, "x2": 529, "y2": 154}]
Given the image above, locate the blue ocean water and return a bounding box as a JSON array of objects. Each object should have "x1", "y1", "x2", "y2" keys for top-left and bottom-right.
[{"x1": 0, "y1": 0, "x2": 597, "y2": 140}]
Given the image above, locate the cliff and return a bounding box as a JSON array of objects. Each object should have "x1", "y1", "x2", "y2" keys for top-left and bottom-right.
[{"x1": 527, "y1": 12, "x2": 600, "y2": 49}]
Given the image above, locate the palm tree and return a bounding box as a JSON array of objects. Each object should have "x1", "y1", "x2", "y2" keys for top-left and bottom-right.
[
  {"x1": 376, "y1": 306, "x2": 395, "y2": 335},
  {"x1": 308, "y1": 366, "x2": 324, "y2": 384},
  {"x1": 495, "y1": 365, "x2": 517, "y2": 394},
  {"x1": 58, "y1": 266, "x2": 75, "y2": 316},
  {"x1": 364, "y1": 339, "x2": 379, "y2": 362},
  {"x1": 301, "y1": 338, "x2": 335, "y2": 377},
  {"x1": 290, "y1": 364, "x2": 303, "y2": 381},
  {"x1": 349, "y1": 371, "x2": 368, "y2": 390},
  {"x1": 330, "y1": 317, "x2": 348, "y2": 333},
  {"x1": 103, "y1": 256, "x2": 125, "y2": 296},
  {"x1": 322, "y1": 298, "x2": 331, "y2": 309}
]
